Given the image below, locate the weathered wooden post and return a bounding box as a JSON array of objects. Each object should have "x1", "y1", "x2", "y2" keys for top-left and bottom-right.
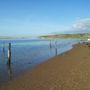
[
  {"x1": 55, "y1": 47, "x2": 57, "y2": 56},
  {"x1": 7, "y1": 43, "x2": 11, "y2": 65},
  {"x1": 3, "y1": 42, "x2": 5, "y2": 62},
  {"x1": 55, "y1": 40, "x2": 57, "y2": 56},
  {"x1": 50, "y1": 40, "x2": 52, "y2": 48},
  {"x1": 3, "y1": 42, "x2": 5, "y2": 53}
]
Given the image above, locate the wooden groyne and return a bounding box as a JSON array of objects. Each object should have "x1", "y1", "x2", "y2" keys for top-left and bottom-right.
[{"x1": 7, "y1": 43, "x2": 11, "y2": 65}]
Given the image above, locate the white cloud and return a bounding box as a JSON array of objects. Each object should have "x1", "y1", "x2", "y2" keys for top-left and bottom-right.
[
  {"x1": 72, "y1": 18, "x2": 90, "y2": 33},
  {"x1": 72, "y1": 18, "x2": 90, "y2": 32}
]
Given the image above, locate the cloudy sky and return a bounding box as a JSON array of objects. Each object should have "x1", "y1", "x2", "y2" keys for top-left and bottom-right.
[{"x1": 0, "y1": 0, "x2": 90, "y2": 36}]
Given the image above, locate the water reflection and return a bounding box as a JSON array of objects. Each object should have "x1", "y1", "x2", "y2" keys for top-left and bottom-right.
[{"x1": 7, "y1": 63, "x2": 13, "y2": 80}]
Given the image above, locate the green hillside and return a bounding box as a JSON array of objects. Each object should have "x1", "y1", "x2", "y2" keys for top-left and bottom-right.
[{"x1": 39, "y1": 33, "x2": 90, "y2": 39}]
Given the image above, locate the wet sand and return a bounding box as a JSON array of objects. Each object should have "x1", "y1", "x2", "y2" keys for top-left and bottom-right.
[{"x1": 0, "y1": 42, "x2": 90, "y2": 90}]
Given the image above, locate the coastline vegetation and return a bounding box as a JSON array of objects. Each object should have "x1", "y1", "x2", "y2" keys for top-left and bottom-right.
[{"x1": 39, "y1": 33, "x2": 90, "y2": 39}]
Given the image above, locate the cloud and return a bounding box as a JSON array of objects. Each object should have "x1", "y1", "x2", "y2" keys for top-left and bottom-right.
[{"x1": 71, "y1": 18, "x2": 90, "y2": 33}]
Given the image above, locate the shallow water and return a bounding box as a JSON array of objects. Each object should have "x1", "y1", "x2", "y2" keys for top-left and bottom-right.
[{"x1": 0, "y1": 38, "x2": 87, "y2": 84}]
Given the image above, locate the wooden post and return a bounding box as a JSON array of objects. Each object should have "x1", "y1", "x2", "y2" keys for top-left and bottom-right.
[
  {"x1": 3, "y1": 42, "x2": 5, "y2": 63},
  {"x1": 7, "y1": 43, "x2": 11, "y2": 65},
  {"x1": 55, "y1": 47, "x2": 57, "y2": 56},
  {"x1": 3, "y1": 42, "x2": 5, "y2": 53},
  {"x1": 50, "y1": 40, "x2": 52, "y2": 48},
  {"x1": 55, "y1": 40, "x2": 57, "y2": 56}
]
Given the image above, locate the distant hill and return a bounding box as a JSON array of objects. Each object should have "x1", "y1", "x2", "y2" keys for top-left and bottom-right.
[
  {"x1": 0, "y1": 36, "x2": 38, "y2": 39},
  {"x1": 39, "y1": 33, "x2": 90, "y2": 39},
  {"x1": 0, "y1": 36, "x2": 15, "y2": 39}
]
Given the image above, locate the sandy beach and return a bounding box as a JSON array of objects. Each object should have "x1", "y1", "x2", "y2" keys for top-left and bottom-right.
[{"x1": 0, "y1": 42, "x2": 90, "y2": 90}]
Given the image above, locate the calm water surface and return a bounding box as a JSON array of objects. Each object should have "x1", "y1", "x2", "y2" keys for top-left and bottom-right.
[{"x1": 0, "y1": 38, "x2": 87, "y2": 84}]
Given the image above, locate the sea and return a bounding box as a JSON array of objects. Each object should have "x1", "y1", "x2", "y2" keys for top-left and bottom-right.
[{"x1": 0, "y1": 38, "x2": 87, "y2": 84}]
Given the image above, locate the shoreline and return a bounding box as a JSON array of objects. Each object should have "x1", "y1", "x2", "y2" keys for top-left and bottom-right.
[
  {"x1": 0, "y1": 39, "x2": 82, "y2": 85},
  {"x1": 0, "y1": 42, "x2": 90, "y2": 90}
]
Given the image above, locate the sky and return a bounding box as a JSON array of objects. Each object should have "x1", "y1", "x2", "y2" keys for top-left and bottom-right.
[{"x1": 0, "y1": 0, "x2": 90, "y2": 36}]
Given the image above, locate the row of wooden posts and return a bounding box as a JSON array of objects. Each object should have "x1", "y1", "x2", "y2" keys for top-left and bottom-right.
[
  {"x1": 5, "y1": 40, "x2": 57, "y2": 65},
  {"x1": 2, "y1": 41, "x2": 57, "y2": 80}
]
